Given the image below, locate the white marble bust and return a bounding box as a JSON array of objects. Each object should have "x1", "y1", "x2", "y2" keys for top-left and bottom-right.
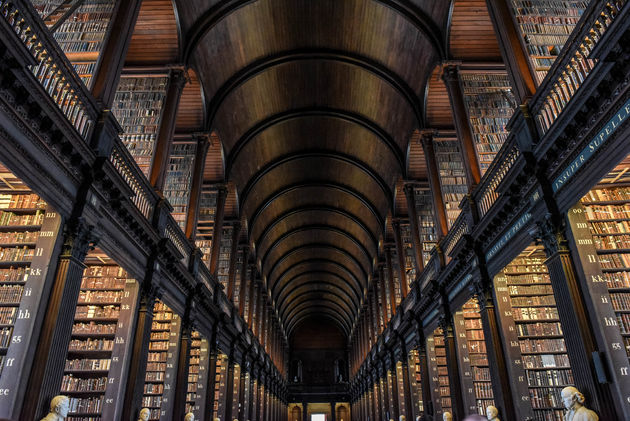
[
  {"x1": 138, "y1": 408, "x2": 151, "y2": 421},
  {"x1": 184, "y1": 413, "x2": 195, "y2": 421},
  {"x1": 486, "y1": 405, "x2": 500, "y2": 421},
  {"x1": 443, "y1": 412, "x2": 453, "y2": 421},
  {"x1": 562, "y1": 387, "x2": 599, "y2": 421},
  {"x1": 400, "y1": 416, "x2": 406, "y2": 421},
  {"x1": 40, "y1": 395, "x2": 69, "y2": 421}
]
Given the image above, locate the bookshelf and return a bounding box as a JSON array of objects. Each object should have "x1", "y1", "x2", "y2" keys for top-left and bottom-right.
[
  {"x1": 494, "y1": 245, "x2": 574, "y2": 420},
  {"x1": 195, "y1": 189, "x2": 218, "y2": 266},
  {"x1": 232, "y1": 248, "x2": 244, "y2": 308},
  {"x1": 213, "y1": 354, "x2": 228, "y2": 420},
  {"x1": 387, "y1": 247, "x2": 403, "y2": 309},
  {"x1": 62, "y1": 253, "x2": 138, "y2": 420},
  {"x1": 0, "y1": 166, "x2": 62, "y2": 418},
  {"x1": 142, "y1": 300, "x2": 181, "y2": 421},
  {"x1": 408, "y1": 350, "x2": 424, "y2": 417},
  {"x1": 112, "y1": 75, "x2": 169, "y2": 177},
  {"x1": 164, "y1": 141, "x2": 196, "y2": 229},
  {"x1": 460, "y1": 72, "x2": 516, "y2": 175},
  {"x1": 31, "y1": 0, "x2": 65, "y2": 21},
  {"x1": 217, "y1": 225, "x2": 234, "y2": 291},
  {"x1": 399, "y1": 223, "x2": 417, "y2": 285},
  {"x1": 427, "y1": 328, "x2": 451, "y2": 418},
  {"x1": 231, "y1": 363, "x2": 241, "y2": 417},
  {"x1": 508, "y1": 0, "x2": 588, "y2": 85},
  {"x1": 49, "y1": 0, "x2": 116, "y2": 88},
  {"x1": 565, "y1": 155, "x2": 630, "y2": 406},
  {"x1": 395, "y1": 361, "x2": 408, "y2": 416},
  {"x1": 186, "y1": 331, "x2": 209, "y2": 419},
  {"x1": 413, "y1": 187, "x2": 438, "y2": 265},
  {"x1": 433, "y1": 138, "x2": 468, "y2": 228},
  {"x1": 454, "y1": 299, "x2": 495, "y2": 416}
]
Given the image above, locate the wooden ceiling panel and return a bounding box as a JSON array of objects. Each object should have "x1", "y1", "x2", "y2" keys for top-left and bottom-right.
[
  {"x1": 213, "y1": 61, "x2": 418, "y2": 154},
  {"x1": 407, "y1": 129, "x2": 428, "y2": 180},
  {"x1": 175, "y1": 69, "x2": 204, "y2": 133},
  {"x1": 426, "y1": 66, "x2": 454, "y2": 128},
  {"x1": 449, "y1": 0, "x2": 502, "y2": 60},
  {"x1": 394, "y1": 178, "x2": 408, "y2": 217},
  {"x1": 126, "y1": 0, "x2": 179, "y2": 65},
  {"x1": 202, "y1": 132, "x2": 224, "y2": 182}
]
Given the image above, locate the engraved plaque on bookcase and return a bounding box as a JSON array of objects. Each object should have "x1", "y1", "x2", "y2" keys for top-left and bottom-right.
[{"x1": 0, "y1": 168, "x2": 62, "y2": 417}]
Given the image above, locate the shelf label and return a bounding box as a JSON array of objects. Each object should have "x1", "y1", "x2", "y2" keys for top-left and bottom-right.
[{"x1": 553, "y1": 97, "x2": 630, "y2": 193}]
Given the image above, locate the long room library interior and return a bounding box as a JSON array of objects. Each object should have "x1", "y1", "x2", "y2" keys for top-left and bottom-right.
[{"x1": 0, "y1": 0, "x2": 629, "y2": 420}]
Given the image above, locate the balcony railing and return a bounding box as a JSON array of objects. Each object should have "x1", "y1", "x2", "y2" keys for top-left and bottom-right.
[
  {"x1": 0, "y1": 0, "x2": 97, "y2": 139},
  {"x1": 532, "y1": 0, "x2": 628, "y2": 135}
]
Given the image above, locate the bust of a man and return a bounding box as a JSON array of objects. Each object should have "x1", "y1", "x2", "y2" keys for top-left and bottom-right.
[
  {"x1": 400, "y1": 416, "x2": 406, "y2": 421},
  {"x1": 562, "y1": 387, "x2": 598, "y2": 421},
  {"x1": 40, "y1": 395, "x2": 69, "y2": 421},
  {"x1": 443, "y1": 412, "x2": 453, "y2": 421},
  {"x1": 486, "y1": 405, "x2": 500, "y2": 421},
  {"x1": 184, "y1": 413, "x2": 195, "y2": 421},
  {"x1": 138, "y1": 408, "x2": 151, "y2": 421}
]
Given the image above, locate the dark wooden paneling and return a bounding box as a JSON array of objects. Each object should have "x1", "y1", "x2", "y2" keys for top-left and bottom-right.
[
  {"x1": 126, "y1": 0, "x2": 179, "y2": 65},
  {"x1": 426, "y1": 66, "x2": 454, "y2": 128},
  {"x1": 449, "y1": 0, "x2": 502, "y2": 60}
]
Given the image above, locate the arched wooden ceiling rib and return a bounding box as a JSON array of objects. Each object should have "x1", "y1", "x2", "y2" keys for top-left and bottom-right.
[
  {"x1": 174, "y1": 0, "x2": 453, "y2": 337},
  {"x1": 270, "y1": 259, "x2": 363, "y2": 302},
  {"x1": 261, "y1": 228, "x2": 372, "y2": 282},
  {"x1": 268, "y1": 247, "x2": 367, "y2": 293},
  {"x1": 280, "y1": 293, "x2": 355, "y2": 327},
  {"x1": 178, "y1": 0, "x2": 446, "y2": 66},
  {"x1": 204, "y1": 50, "x2": 425, "y2": 131},
  {"x1": 254, "y1": 207, "x2": 379, "y2": 258},
  {"x1": 276, "y1": 275, "x2": 361, "y2": 311},
  {"x1": 226, "y1": 107, "x2": 405, "y2": 175},
  {"x1": 288, "y1": 311, "x2": 351, "y2": 338}
]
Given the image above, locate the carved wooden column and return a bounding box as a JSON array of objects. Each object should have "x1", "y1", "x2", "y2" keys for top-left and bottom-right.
[
  {"x1": 150, "y1": 68, "x2": 187, "y2": 192},
  {"x1": 485, "y1": 0, "x2": 537, "y2": 104},
  {"x1": 185, "y1": 134, "x2": 211, "y2": 240},
  {"x1": 224, "y1": 353, "x2": 236, "y2": 421},
  {"x1": 392, "y1": 220, "x2": 409, "y2": 296},
  {"x1": 415, "y1": 325, "x2": 433, "y2": 417},
  {"x1": 204, "y1": 322, "x2": 220, "y2": 420},
  {"x1": 387, "y1": 353, "x2": 400, "y2": 420},
  {"x1": 471, "y1": 271, "x2": 518, "y2": 420},
  {"x1": 403, "y1": 183, "x2": 425, "y2": 272},
  {"x1": 208, "y1": 185, "x2": 228, "y2": 276},
  {"x1": 379, "y1": 263, "x2": 389, "y2": 325},
  {"x1": 385, "y1": 245, "x2": 398, "y2": 315},
  {"x1": 120, "y1": 259, "x2": 162, "y2": 421},
  {"x1": 172, "y1": 300, "x2": 194, "y2": 420},
  {"x1": 442, "y1": 64, "x2": 481, "y2": 188},
  {"x1": 226, "y1": 221, "x2": 241, "y2": 301},
  {"x1": 22, "y1": 221, "x2": 96, "y2": 419},
  {"x1": 239, "y1": 249, "x2": 251, "y2": 317},
  {"x1": 90, "y1": 0, "x2": 143, "y2": 108},
  {"x1": 420, "y1": 131, "x2": 449, "y2": 238},
  {"x1": 440, "y1": 307, "x2": 466, "y2": 420},
  {"x1": 536, "y1": 216, "x2": 617, "y2": 419},
  {"x1": 398, "y1": 342, "x2": 414, "y2": 419}
]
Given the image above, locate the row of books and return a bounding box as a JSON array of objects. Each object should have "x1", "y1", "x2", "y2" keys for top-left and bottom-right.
[
  {"x1": 0, "y1": 327, "x2": 13, "y2": 348},
  {"x1": 610, "y1": 292, "x2": 630, "y2": 311},
  {"x1": 75, "y1": 305, "x2": 119, "y2": 320},
  {"x1": 519, "y1": 338, "x2": 566, "y2": 353},
  {"x1": 584, "y1": 204, "x2": 630, "y2": 219},
  {"x1": 72, "y1": 322, "x2": 116, "y2": 335},
  {"x1": 0, "y1": 267, "x2": 27, "y2": 282},
  {"x1": 0, "y1": 247, "x2": 34, "y2": 262},
  {"x1": 583, "y1": 188, "x2": 630, "y2": 203},
  {"x1": 67, "y1": 396, "x2": 104, "y2": 415},
  {"x1": 0, "y1": 212, "x2": 44, "y2": 227},
  {"x1": 599, "y1": 253, "x2": 630, "y2": 269},
  {"x1": 61, "y1": 375, "x2": 107, "y2": 392},
  {"x1": 527, "y1": 369, "x2": 573, "y2": 387},
  {"x1": 0, "y1": 284, "x2": 23, "y2": 303},
  {"x1": 65, "y1": 358, "x2": 111, "y2": 371},
  {"x1": 0, "y1": 231, "x2": 39, "y2": 244},
  {"x1": 0, "y1": 193, "x2": 45, "y2": 209},
  {"x1": 593, "y1": 234, "x2": 630, "y2": 251},
  {"x1": 77, "y1": 290, "x2": 123, "y2": 303},
  {"x1": 68, "y1": 338, "x2": 113, "y2": 352},
  {"x1": 516, "y1": 322, "x2": 562, "y2": 337}
]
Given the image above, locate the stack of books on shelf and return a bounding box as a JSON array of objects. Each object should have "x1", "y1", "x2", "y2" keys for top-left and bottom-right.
[
  {"x1": 462, "y1": 299, "x2": 495, "y2": 415},
  {"x1": 112, "y1": 75, "x2": 169, "y2": 177},
  {"x1": 399, "y1": 222, "x2": 417, "y2": 285},
  {"x1": 502, "y1": 247, "x2": 573, "y2": 421},
  {"x1": 217, "y1": 225, "x2": 234, "y2": 291},
  {"x1": 508, "y1": 0, "x2": 588, "y2": 84},
  {"x1": 434, "y1": 139, "x2": 467, "y2": 228},
  {"x1": 460, "y1": 73, "x2": 516, "y2": 175},
  {"x1": 413, "y1": 187, "x2": 437, "y2": 265},
  {"x1": 164, "y1": 142, "x2": 196, "y2": 229}
]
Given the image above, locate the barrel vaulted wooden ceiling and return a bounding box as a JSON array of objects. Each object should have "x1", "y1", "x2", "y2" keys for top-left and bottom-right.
[{"x1": 126, "y1": 0, "x2": 502, "y2": 340}]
